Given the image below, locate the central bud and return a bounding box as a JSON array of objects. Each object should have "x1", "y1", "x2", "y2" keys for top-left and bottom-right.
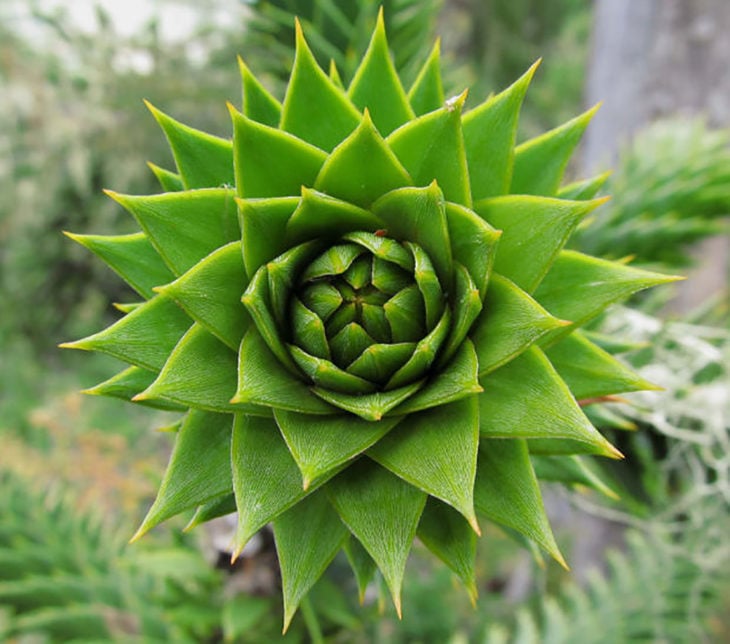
[{"x1": 286, "y1": 231, "x2": 450, "y2": 394}]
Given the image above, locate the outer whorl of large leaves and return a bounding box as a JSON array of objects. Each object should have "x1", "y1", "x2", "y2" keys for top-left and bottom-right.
[{"x1": 62, "y1": 12, "x2": 678, "y2": 627}]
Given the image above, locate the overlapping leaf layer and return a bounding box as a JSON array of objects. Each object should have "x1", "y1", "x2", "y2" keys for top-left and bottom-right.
[{"x1": 63, "y1": 12, "x2": 677, "y2": 626}]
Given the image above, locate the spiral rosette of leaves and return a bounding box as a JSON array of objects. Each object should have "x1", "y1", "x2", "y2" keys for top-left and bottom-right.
[{"x1": 62, "y1": 12, "x2": 679, "y2": 627}]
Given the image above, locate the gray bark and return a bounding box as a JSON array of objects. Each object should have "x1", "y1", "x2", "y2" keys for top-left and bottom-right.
[{"x1": 583, "y1": 0, "x2": 730, "y2": 312}]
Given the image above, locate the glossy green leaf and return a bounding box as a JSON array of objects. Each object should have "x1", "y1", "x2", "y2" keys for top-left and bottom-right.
[
  {"x1": 274, "y1": 410, "x2": 401, "y2": 488},
  {"x1": 267, "y1": 241, "x2": 321, "y2": 324},
  {"x1": 407, "y1": 40, "x2": 444, "y2": 116},
  {"x1": 314, "y1": 112, "x2": 411, "y2": 208},
  {"x1": 159, "y1": 242, "x2": 249, "y2": 350},
  {"x1": 534, "y1": 250, "x2": 681, "y2": 334},
  {"x1": 532, "y1": 455, "x2": 619, "y2": 499},
  {"x1": 145, "y1": 102, "x2": 234, "y2": 189},
  {"x1": 439, "y1": 263, "x2": 481, "y2": 365},
  {"x1": 344, "y1": 231, "x2": 414, "y2": 271},
  {"x1": 106, "y1": 188, "x2": 239, "y2": 276},
  {"x1": 346, "y1": 342, "x2": 415, "y2": 384},
  {"x1": 132, "y1": 411, "x2": 233, "y2": 539},
  {"x1": 394, "y1": 339, "x2": 482, "y2": 414},
  {"x1": 147, "y1": 162, "x2": 184, "y2": 192},
  {"x1": 474, "y1": 195, "x2": 602, "y2": 293},
  {"x1": 372, "y1": 183, "x2": 453, "y2": 285},
  {"x1": 343, "y1": 255, "x2": 372, "y2": 290},
  {"x1": 387, "y1": 307, "x2": 450, "y2": 389},
  {"x1": 478, "y1": 346, "x2": 621, "y2": 458},
  {"x1": 328, "y1": 59, "x2": 344, "y2": 89},
  {"x1": 327, "y1": 458, "x2": 427, "y2": 616},
  {"x1": 300, "y1": 282, "x2": 343, "y2": 322},
  {"x1": 417, "y1": 498, "x2": 477, "y2": 602},
  {"x1": 281, "y1": 22, "x2": 361, "y2": 151},
  {"x1": 546, "y1": 330, "x2": 659, "y2": 399},
  {"x1": 313, "y1": 380, "x2": 423, "y2": 422},
  {"x1": 511, "y1": 104, "x2": 600, "y2": 196},
  {"x1": 388, "y1": 93, "x2": 471, "y2": 206},
  {"x1": 344, "y1": 537, "x2": 378, "y2": 604},
  {"x1": 329, "y1": 323, "x2": 375, "y2": 367},
  {"x1": 234, "y1": 329, "x2": 334, "y2": 415},
  {"x1": 64, "y1": 232, "x2": 174, "y2": 299},
  {"x1": 231, "y1": 107, "x2": 327, "y2": 198},
  {"x1": 186, "y1": 494, "x2": 237, "y2": 530},
  {"x1": 384, "y1": 284, "x2": 425, "y2": 343},
  {"x1": 470, "y1": 274, "x2": 567, "y2": 376},
  {"x1": 302, "y1": 243, "x2": 364, "y2": 280},
  {"x1": 348, "y1": 10, "x2": 414, "y2": 135},
  {"x1": 407, "y1": 243, "x2": 444, "y2": 329},
  {"x1": 371, "y1": 257, "x2": 411, "y2": 295},
  {"x1": 462, "y1": 62, "x2": 538, "y2": 200},
  {"x1": 60, "y1": 295, "x2": 191, "y2": 371},
  {"x1": 445, "y1": 203, "x2": 501, "y2": 298},
  {"x1": 557, "y1": 171, "x2": 611, "y2": 200},
  {"x1": 370, "y1": 396, "x2": 480, "y2": 531},
  {"x1": 474, "y1": 438, "x2": 565, "y2": 566},
  {"x1": 286, "y1": 188, "x2": 383, "y2": 245},
  {"x1": 232, "y1": 413, "x2": 325, "y2": 555},
  {"x1": 238, "y1": 196, "x2": 299, "y2": 277},
  {"x1": 83, "y1": 366, "x2": 185, "y2": 412},
  {"x1": 136, "y1": 324, "x2": 267, "y2": 415},
  {"x1": 273, "y1": 491, "x2": 348, "y2": 631},
  {"x1": 241, "y1": 266, "x2": 299, "y2": 373},
  {"x1": 289, "y1": 345, "x2": 376, "y2": 394},
  {"x1": 291, "y1": 298, "x2": 330, "y2": 360},
  {"x1": 239, "y1": 57, "x2": 281, "y2": 127}
]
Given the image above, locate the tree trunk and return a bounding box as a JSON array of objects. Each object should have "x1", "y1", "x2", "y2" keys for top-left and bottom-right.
[{"x1": 583, "y1": 0, "x2": 730, "y2": 312}]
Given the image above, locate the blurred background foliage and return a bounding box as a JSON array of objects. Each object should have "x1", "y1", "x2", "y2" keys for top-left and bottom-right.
[{"x1": 1, "y1": 0, "x2": 728, "y2": 641}]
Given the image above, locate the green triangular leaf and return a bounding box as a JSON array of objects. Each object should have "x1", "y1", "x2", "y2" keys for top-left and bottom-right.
[
  {"x1": 239, "y1": 57, "x2": 281, "y2": 127},
  {"x1": 474, "y1": 438, "x2": 565, "y2": 566},
  {"x1": 478, "y1": 346, "x2": 621, "y2": 458},
  {"x1": 313, "y1": 382, "x2": 424, "y2": 421},
  {"x1": 286, "y1": 188, "x2": 383, "y2": 245},
  {"x1": 470, "y1": 274, "x2": 567, "y2": 376},
  {"x1": 231, "y1": 414, "x2": 338, "y2": 556},
  {"x1": 557, "y1": 171, "x2": 611, "y2": 200},
  {"x1": 462, "y1": 61, "x2": 538, "y2": 200},
  {"x1": 439, "y1": 263, "x2": 482, "y2": 365},
  {"x1": 534, "y1": 250, "x2": 681, "y2": 334},
  {"x1": 344, "y1": 537, "x2": 378, "y2": 604},
  {"x1": 83, "y1": 366, "x2": 185, "y2": 412},
  {"x1": 417, "y1": 498, "x2": 477, "y2": 603},
  {"x1": 327, "y1": 458, "x2": 427, "y2": 617},
  {"x1": 231, "y1": 106, "x2": 328, "y2": 199},
  {"x1": 369, "y1": 397, "x2": 480, "y2": 532},
  {"x1": 145, "y1": 102, "x2": 233, "y2": 189},
  {"x1": 274, "y1": 410, "x2": 402, "y2": 488},
  {"x1": 273, "y1": 490, "x2": 348, "y2": 632},
  {"x1": 132, "y1": 411, "x2": 233, "y2": 539},
  {"x1": 445, "y1": 203, "x2": 501, "y2": 298},
  {"x1": 234, "y1": 329, "x2": 334, "y2": 415},
  {"x1": 394, "y1": 339, "x2": 482, "y2": 414},
  {"x1": 106, "y1": 188, "x2": 239, "y2": 276},
  {"x1": 186, "y1": 494, "x2": 237, "y2": 530},
  {"x1": 60, "y1": 295, "x2": 191, "y2": 371},
  {"x1": 387, "y1": 92, "x2": 471, "y2": 206},
  {"x1": 159, "y1": 242, "x2": 249, "y2": 350},
  {"x1": 532, "y1": 455, "x2": 619, "y2": 499},
  {"x1": 64, "y1": 232, "x2": 174, "y2": 299},
  {"x1": 511, "y1": 104, "x2": 600, "y2": 196},
  {"x1": 136, "y1": 324, "x2": 267, "y2": 416},
  {"x1": 474, "y1": 195, "x2": 604, "y2": 293},
  {"x1": 147, "y1": 162, "x2": 184, "y2": 192},
  {"x1": 372, "y1": 183, "x2": 453, "y2": 284},
  {"x1": 546, "y1": 330, "x2": 659, "y2": 400},
  {"x1": 314, "y1": 112, "x2": 411, "y2": 208},
  {"x1": 280, "y1": 21, "x2": 361, "y2": 151},
  {"x1": 347, "y1": 10, "x2": 414, "y2": 136},
  {"x1": 407, "y1": 40, "x2": 444, "y2": 116},
  {"x1": 237, "y1": 196, "x2": 299, "y2": 277}
]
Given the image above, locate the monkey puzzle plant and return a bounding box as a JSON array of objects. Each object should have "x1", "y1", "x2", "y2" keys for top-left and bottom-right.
[{"x1": 62, "y1": 12, "x2": 678, "y2": 627}]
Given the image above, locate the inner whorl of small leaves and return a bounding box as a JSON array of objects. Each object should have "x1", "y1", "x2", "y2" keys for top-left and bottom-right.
[{"x1": 289, "y1": 232, "x2": 447, "y2": 390}]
